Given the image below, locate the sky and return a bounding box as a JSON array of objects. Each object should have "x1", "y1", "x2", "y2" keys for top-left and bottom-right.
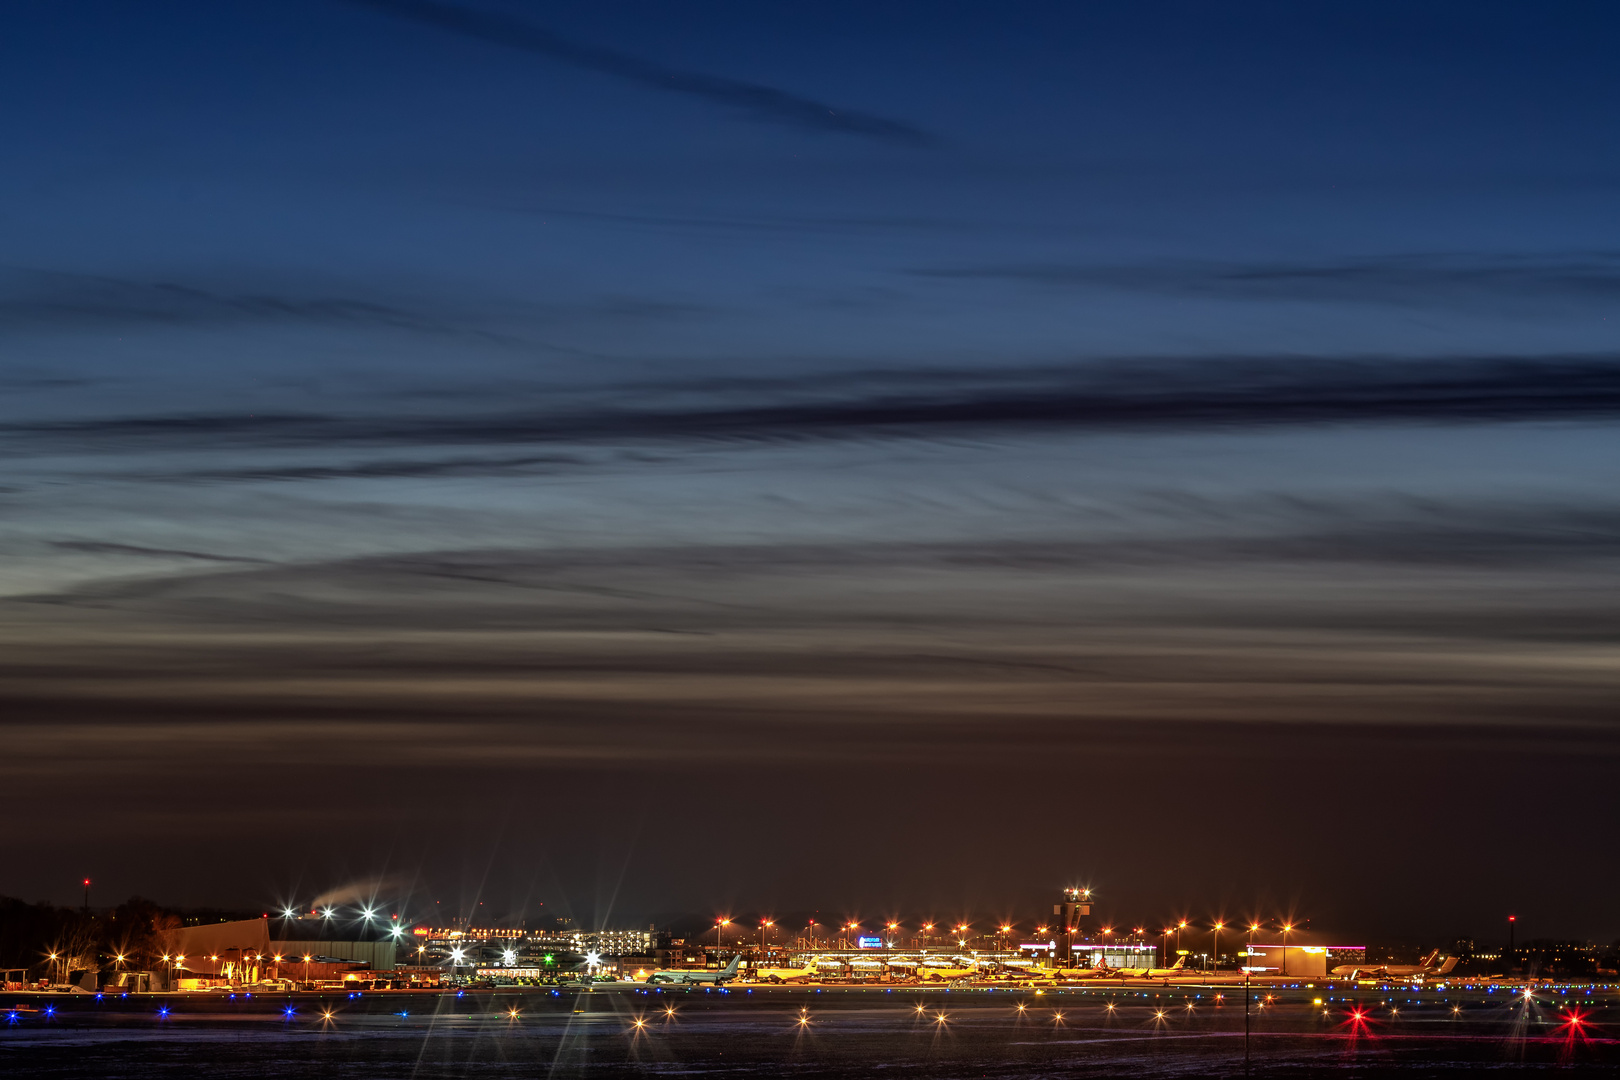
[{"x1": 3, "y1": 1, "x2": 1619, "y2": 944}]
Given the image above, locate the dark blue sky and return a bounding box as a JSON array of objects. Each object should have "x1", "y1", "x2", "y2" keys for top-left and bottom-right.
[{"x1": 4, "y1": 2, "x2": 1619, "y2": 942}]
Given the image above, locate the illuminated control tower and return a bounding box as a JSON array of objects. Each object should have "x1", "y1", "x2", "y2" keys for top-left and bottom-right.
[{"x1": 1054, "y1": 887, "x2": 1092, "y2": 966}]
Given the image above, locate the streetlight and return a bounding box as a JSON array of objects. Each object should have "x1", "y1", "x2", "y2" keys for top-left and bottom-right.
[
  {"x1": 1211, "y1": 923, "x2": 1224, "y2": 975},
  {"x1": 761, "y1": 919, "x2": 775, "y2": 954},
  {"x1": 1281, "y1": 923, "x2": 1294, "y2": 977},
  {"x1": 303, "y1": 954, "x2": 313, "y2": 984},
  {"x1": 1245, "y1": 922, "x2": 1262, "y2": 1073}
]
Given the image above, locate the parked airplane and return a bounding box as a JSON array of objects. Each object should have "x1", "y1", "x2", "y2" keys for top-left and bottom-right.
[
  {"x1": 644, "y1": 955, "x2": 745, "y2": 986},
  {"x1": 1120, "y1": 957, "x2": 1191, "y2": 978},
  {"x1": 752, "y1": 959, "x2": 819, "y2": 983},
  {"x1": 1054, "y1": 962, "x2": 1123, "y2": 980},
  {"x1": 920, "y1": 964, "x2": 979, "y2": 982},
  {"x1": 1332, "y1": 949, "x2": 1457, "y2": 980}
]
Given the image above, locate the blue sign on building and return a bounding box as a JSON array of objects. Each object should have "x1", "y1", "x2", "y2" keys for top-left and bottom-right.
[{"x1": 857, "y1": 936, "x2": 884, "y2": 949}]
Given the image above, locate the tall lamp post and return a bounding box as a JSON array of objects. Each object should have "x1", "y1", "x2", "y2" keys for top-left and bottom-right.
[
  {"x1": 1281, "y1": 923, "x2": 1293, "y2": 977},
  {"x1": 760, "y1": 919, "x2": 774, "y2": 957},
  {"x1": 1212, "y1": 922, "x2": 1224, "y2": 976},
  {"x1": 1245, "y1": 922, "x2": 1262, "y2": 1077}
]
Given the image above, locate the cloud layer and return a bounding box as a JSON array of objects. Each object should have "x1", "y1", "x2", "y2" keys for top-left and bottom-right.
[{"x1": 8, "y1": 356, "x2": 1620, "y2": 458}]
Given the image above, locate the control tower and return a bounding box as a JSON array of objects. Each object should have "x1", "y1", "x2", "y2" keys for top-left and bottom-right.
[{"x1": 1054, "y1": 887, "x2": 1093, "y2": 966}]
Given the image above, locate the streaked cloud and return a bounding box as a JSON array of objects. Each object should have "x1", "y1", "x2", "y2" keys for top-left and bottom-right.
[
  {"x1": 918, "y1": 253, "x2": 1620, "y2": 310},
  {"x1": 9, "y1": 356, "x2": 1620, "y2": 458},
  {"x1": 348, "y1": 0, "x2": 932, "y2": 145}
]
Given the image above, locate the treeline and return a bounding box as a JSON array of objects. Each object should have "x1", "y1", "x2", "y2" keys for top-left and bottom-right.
[{"x1": 0, "y1": 896, "x2": 256, "y2": 975}]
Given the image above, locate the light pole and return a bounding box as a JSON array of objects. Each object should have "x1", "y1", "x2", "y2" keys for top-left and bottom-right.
[
  {"x1": 1212, "y1": 922, "x2": 1224, "y2": 975},
  {"x1": 1281, "y1": 923, "x2": 1293, "y2": 977},
  {"x1": 1245, "y1": 922, "x2": 1261, "y2": 1077},
  {"x1": 760, "y1": 919, "x2": 774, "y2": 956},
  {"x1": 1177, "y1": 920, "x2": 1188, "y2": 966}
]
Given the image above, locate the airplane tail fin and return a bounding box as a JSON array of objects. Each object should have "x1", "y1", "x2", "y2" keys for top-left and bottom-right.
[
  {"x1": 1170, "y1": 956, "x2": 1186, "y2": 970},
  {"x1": 1420, "y1": 948, "x2": 1441, "y2": 968},
  {"x1": 722, "y1": 955, "x2": 743, "y2": 977},
  {"x1": 1436, "y1": 956, "x2": 1459, "y2": 974}
]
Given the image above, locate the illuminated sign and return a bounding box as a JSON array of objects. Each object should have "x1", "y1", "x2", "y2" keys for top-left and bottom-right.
[{"x1": 857, "y1": 936, "x2": 884, "y2": 949}]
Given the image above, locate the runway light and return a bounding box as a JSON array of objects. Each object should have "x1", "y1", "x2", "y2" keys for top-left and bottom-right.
[
  {"x1": 633, "y1": 1017, "x2": 645, "y2": 1029},
  {"x1": 1016, "y1": 1003, "x2": 1026, "y2": 1012},
  {"x1": 664, "y1": 1006, "x2": 676, "y2": 1018},
  {"x1": 508, "y1": 1009, "x2": 521, "y2": 1020},
  {"x1": 915, "y1": 1004, "x2": 927, "y2": 1014},
  {"x1": 321, "y1": 1009, "x2": 334, "y2": 1021}
]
